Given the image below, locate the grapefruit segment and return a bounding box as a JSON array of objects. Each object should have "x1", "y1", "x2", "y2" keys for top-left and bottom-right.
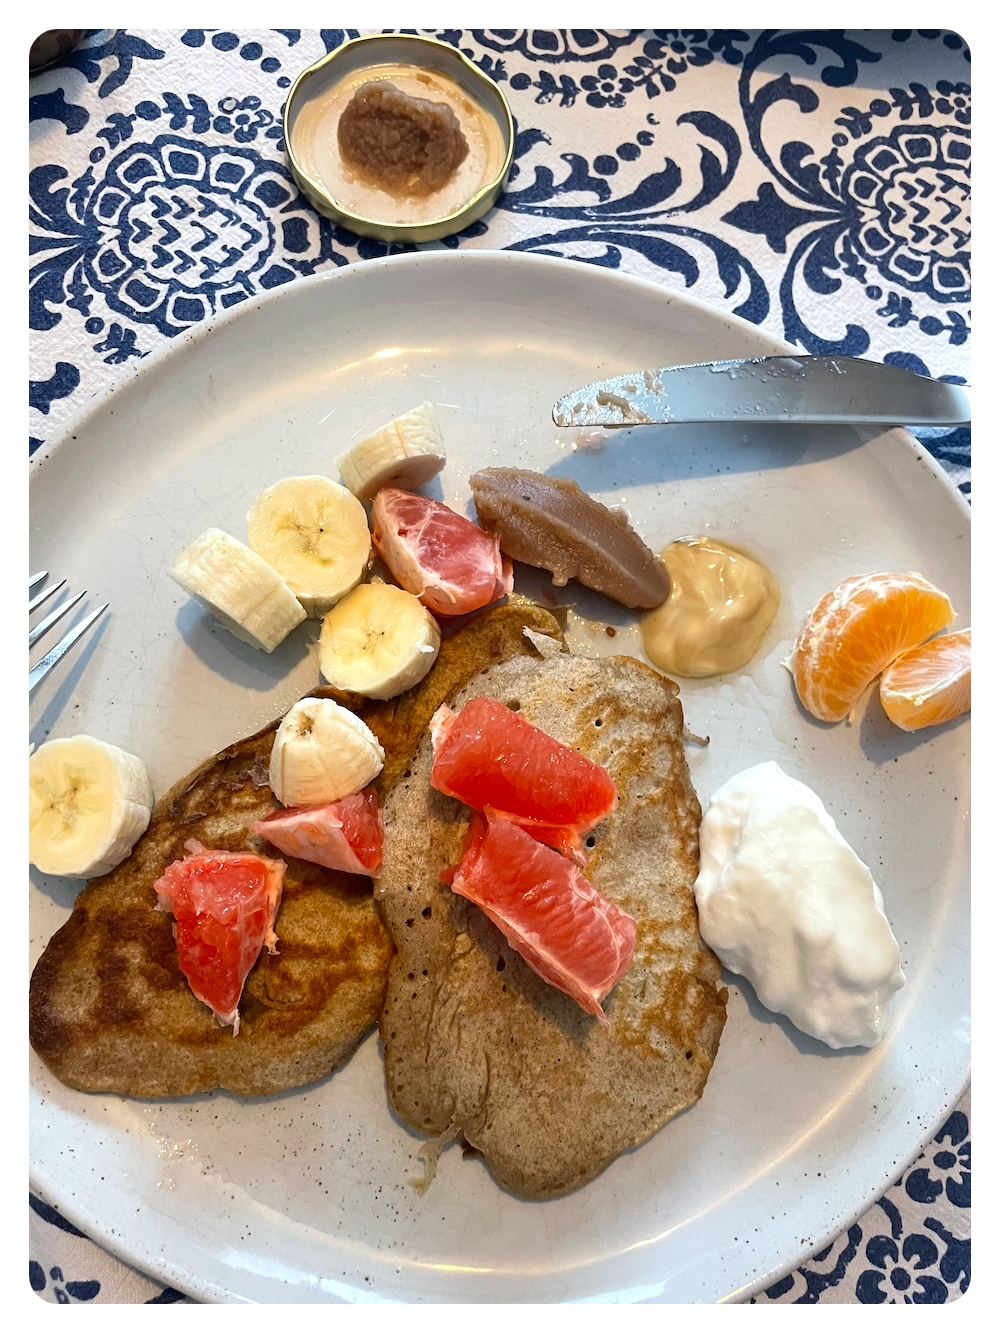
[
  {"x1": 250, "y1": 789, "x2": 383, "y2": 875},
  {"x1": 444, "y1": 811, "x2": 636, "y2": 1020},
  {"x1": 879, "y1": 628, "x2": 971, "y2": 731},
  {"x1": 154, "y1": 839, "x2": 285, "y2": 1033},
  {"x1": 792, "y1": 572, "x2": 954, "y2": 723},
  {"x1": 483, "y1": 806, "x2": 588, "y2": 866},
  {"x1": 429, "y1": 697, "x2": 616, "y2": 861},
  {"x1": 371, "y1": 487, "x2": 512, "y2": 617}
]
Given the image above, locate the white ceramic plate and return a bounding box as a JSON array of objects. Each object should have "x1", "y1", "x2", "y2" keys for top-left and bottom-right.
[{"x1": 29, "y1": 252, "x2": 970, "y2": 1304}]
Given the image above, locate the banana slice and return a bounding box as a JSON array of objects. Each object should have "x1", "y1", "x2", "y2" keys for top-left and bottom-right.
[
  {"x1": 337, "y1": 402, "x2": 446, "y2": 503},
  {"x1": 319, "y1": 583, "x2": 441, "y2": 699},
  {"x1": 29, "y1": 736, "x2": 154, "y2": 878},
  {"x1": 247, "y1": 475, "x2": 371, "y2": 617},
  {"x1": 169, "y1": 527, "x2": 306, "y2": 653},
  {"x1": 269, "y1": 698, "x2": 385, "y2": 806}
]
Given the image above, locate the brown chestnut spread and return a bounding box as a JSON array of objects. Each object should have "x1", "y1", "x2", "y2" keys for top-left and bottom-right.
[
  {"x1": 470, "y1": 468, "x2": 670, "y2": 610},
  {"x1": 338, "y1": 81, "x2": 470, "y2": 197}
]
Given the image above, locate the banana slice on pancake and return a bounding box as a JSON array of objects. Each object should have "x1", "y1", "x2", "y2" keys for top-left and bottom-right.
[{"x1": 269, "y1": 697, "x2": 385, "y2": 807}]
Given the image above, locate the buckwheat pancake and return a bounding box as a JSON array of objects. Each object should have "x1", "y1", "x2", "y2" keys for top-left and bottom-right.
[
  {"x1": 29, "y1": 723, "x2": 392, "y2": 1098},
  {"x1": 30, "y1": 604, "x2": 563, "y2": 1099},
  {"x1": 375, "y1": 653, "x2": 728, "y2": 1199}
]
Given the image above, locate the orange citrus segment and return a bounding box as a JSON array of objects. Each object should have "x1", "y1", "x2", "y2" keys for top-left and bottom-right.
[
  {"x1": 879, "y1": 628, "x2": 971, "y2": 731},
  {"x1": 792, "y1": 572, "x2": 954, "y2": 723}
]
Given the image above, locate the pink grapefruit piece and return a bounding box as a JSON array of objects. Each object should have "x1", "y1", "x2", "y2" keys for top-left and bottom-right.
[
  {"x1": 154, "y1": 838, "x2": 285, "y2": 1033},
  {"x1": 443, "y1": 811, "x2": 636, "y2": 1020},
  {"x1": 250, "y1": 789, "x2": 384, "y2": 875},
  {"x1": 371, "y1": 487, "x2": 513, "y2": 617},
  {"x1": 429, "y1": 697, "x2": 616, "y2": 864}
]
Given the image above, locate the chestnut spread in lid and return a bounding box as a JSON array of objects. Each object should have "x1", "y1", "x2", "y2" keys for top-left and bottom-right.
[
  {"x1": 290, "y1": 62, "x2": 505, "y2": 226},
  {"x1": 338, "y1": 81, "x2": 469, "y2": 197}
]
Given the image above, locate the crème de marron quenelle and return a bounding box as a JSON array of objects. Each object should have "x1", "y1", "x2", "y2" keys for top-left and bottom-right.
[{"x1": 470, "y1": 468, "x2": 670, "y2": 610}]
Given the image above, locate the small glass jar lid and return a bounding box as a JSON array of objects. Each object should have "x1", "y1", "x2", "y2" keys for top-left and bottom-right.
[{"x1": 283, "y1": 34, "x2": 514, "y2": 244}]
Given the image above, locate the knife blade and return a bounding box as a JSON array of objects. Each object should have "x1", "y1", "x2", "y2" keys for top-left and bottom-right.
[{"x1": 552, "y1": 356, "x2": 971, "y2": 428}]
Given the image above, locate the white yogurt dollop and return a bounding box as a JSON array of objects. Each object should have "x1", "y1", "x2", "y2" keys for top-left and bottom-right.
[{"x1": 693, "y1": 761, "x2": 905, "y2": 1049}]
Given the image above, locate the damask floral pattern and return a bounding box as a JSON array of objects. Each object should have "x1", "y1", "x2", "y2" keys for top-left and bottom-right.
[
  {"x1": 28, "y1": 1192, "x2": 189, "y2": 1304},
  {"x1": 28, "y1": 30, "x2": 972, "y2": 1303},
  {"x1": 718, "y1": 34, "x2": 970, "y2": 358},
  {"x1": 31, "y1": 136, "x2": 325, "y2": 335}
]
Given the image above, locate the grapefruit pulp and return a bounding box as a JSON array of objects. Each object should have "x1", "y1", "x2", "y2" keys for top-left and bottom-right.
[
  {"x1": 371, "y1": 487, "x2": 512, "y2": 617},
  {"x1": 445, "y1": 810, "x2": 637, "y2": 1018},
  {"x1": 443, "y1": 811, "x2": 636, "y2": 1019},
  {"x1": 429, "y1": 697, "x2": 616, "y2": 864},
  {"x1": 154, "y1": 839, "x2": 285, "y2": 1033},
  {"x1": 251, "y1": 788, "x2": 383, "y2": 875}
]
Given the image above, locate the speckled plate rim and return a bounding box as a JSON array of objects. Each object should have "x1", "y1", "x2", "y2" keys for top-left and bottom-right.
[
  {"x1": 27, "y1": 251, "x2": 972, "y2": 521},
  {"x1": 29, "y1": 250, "x2": 970, "y2": 1304},
  {"x1": 725, "y1": 1076, "x2": 972, "y2": 1304}
]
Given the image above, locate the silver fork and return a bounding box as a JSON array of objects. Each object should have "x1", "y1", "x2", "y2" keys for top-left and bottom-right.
[{"x1": 29, "y1": 572, "x2": 108, "y2": 693}]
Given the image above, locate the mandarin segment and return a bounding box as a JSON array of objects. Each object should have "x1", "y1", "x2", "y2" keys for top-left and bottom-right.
[
  {"x1": 792, "y1": 572, "x2": 954, "y2": 723},
  {"x1": 879, "y1": 628, "x2": 971, "y2": 731}
]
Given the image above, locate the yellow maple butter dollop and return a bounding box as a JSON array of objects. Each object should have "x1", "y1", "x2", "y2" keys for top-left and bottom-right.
[{"x1": 641, "y1": 536, "x2": 779, "y2": 678}]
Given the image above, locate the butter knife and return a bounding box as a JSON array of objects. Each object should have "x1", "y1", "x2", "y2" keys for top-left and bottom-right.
[{"x1": 552, "y1": 356, "x2": 970, "y2": 428}]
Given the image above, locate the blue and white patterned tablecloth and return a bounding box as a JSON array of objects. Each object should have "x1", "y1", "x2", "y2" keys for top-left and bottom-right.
[{"x1": 28, "y1": 29, "x2": 971, "y2": 1304}]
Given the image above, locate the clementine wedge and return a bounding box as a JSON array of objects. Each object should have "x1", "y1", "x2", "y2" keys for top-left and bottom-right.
[
  {"x1": 879, "y1": 628, "x2": 971, "y2": 731},
  {"x1": 792, "y1": 572, "x2": 954, "y2": 723}
]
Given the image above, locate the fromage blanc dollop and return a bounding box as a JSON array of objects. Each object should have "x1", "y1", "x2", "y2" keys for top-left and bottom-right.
[{"x1": 693, "y1": 761, "x2": 904, "y2": 1048}]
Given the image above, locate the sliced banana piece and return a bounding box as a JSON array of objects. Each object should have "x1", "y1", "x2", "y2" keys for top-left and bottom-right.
[
  {"x1": 29, "y1": 735, "x2": 154, "y2": 878},
  {"x1": 169, "y1": 527, "x2": 306, "y2": 653},
  {"x1": 269, "y1": 698, "x2": 385, "y2": 807},
  {"x1": 247, "y1": 475, "x2": 371, "y2": 618},
  {"x1": 319, "y1": 583, "x2": 441, "y2": 700},
  {"x1": 337, "y1": 402, "x2": 446, "y2": 503}
]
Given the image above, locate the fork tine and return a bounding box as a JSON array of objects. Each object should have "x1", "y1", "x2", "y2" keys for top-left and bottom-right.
[
  {"x1": 28, "y1": 589, "x2": 87, "y2": 649},
  {"x1": 29, "y1": 604, "x2": 108, "y2": 693},
  {"x1": 29, "y1": 578, "x2": 67, "y2": 614},
  {"x1": 29, "y1": 571, "x2": 47, "y2": 591}
]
